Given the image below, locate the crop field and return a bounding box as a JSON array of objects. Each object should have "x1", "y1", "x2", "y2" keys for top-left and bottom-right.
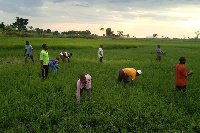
[{"x1": 0, "y1": 37, "x2": 200, "y2": 132}]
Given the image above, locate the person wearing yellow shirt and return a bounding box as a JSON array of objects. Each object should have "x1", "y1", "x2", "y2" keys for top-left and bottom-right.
[
  {"x1": 118, "y1": 68, "x2": 142, "y2": 85},
  {"x1": 40, "y1": 44, "x2": 49, "y2": 80}
]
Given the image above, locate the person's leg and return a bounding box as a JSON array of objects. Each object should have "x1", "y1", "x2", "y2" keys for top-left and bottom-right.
[
  {"x1": 41, "y1": 65, "x2": 45, "y2": 80},
  {"x1": 85, "y1": 88, "x2": 91, "y2": 99},
  {"x1": 176, "y1": 86, "x2": 186, "y2": 92},
  {"x1": 60, "y1": 54, "x2": 66, "y2": 63},
  {"x1": 158, "y1": 56, "x2": 161, "y2": 61},
  {"x1": 30, "y1": 55, "x2": 34, "y2": 63},
  {"x1": 100, "y1": 57, "x2": 103, "y2": 62},
  {"x1": 45, "y1": 65, "x2": 49, "y2": 78},
  {"x1": 49, "y1": 61, "x2": 57, "y2": 72},
  {"x1": 25, "y1": 54, "x2": 28, "y2": 63}
]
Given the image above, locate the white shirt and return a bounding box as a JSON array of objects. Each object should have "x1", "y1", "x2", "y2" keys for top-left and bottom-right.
[
  {"x1": 25, "y1": 45, "x2": 33, "y2": 55},
  {"x1": 98, "y1": 48, "x2": 103, "y2": 58},
  {"x1": 60, "y1": 52, "x2": 69, "y2": 58}
]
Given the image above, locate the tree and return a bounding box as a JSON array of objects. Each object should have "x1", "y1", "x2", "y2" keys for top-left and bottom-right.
[
  {"x1": 27, "y1": 26, "x2": 34, "y2": 33},
  {"x1": 106, "y1": 28, "x2": 112, "y2": 36},
  {"x1": 12, "y1": 17, "x2": 28, "y2": 31},
  {"x1": 47, "y1": 29, "x2": 51, "y2": 34},
  {"x1": 117, "y1": 31, "x2": 123, "y2": 37},
  {"x1": 195, "y1": 31, "x2": 200, "y2": 39},
  {"x1": 0, "y1": 22, "x2": 5, "y2": 31}
]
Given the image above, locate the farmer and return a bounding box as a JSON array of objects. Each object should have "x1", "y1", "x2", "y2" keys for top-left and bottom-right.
[
  {"x1": 156, "y1": 45, "x2": 163, "y2": 61},
  {"x1": 98, "y1": 45, "x2": 103, "y2": 62},
  {"x1": 40, "y1": 44, "x2": 49, "y2": 80},
  {"x1": 49, "y1": 57, "x2": 59, "y2": 72},
  {"x1": 24, "y1": 41, "x2": 34, "y2": 63},
  {"x1": 76, "y1": 74, "x2": 92, "y2": 104},
  {"x1": 59, "y1": 51, "x2": 72, "y2": 63},
  {"x1": 175, "y1": 57, "x2": 193, "y2": 92},
  {"x1": 118, "y1": 68, "x2": 142, "y2": 85}
]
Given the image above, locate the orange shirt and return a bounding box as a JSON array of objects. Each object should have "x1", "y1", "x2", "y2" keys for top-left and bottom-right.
[
  {"x1": 175, "y1": 64, "x2": 188, "y2": 86},
  {"x1": 122, "y1": 68, "x2": 136, "y2": 80}
]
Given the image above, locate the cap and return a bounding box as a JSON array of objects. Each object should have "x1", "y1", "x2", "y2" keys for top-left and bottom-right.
[{"x1": 136, "y1": 70, "x2": 142, "y2": 75}]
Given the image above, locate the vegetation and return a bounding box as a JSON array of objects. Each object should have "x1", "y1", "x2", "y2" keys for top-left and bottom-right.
[{"x1": 0, "y1": 37, "x2": 200, "y2": 132}]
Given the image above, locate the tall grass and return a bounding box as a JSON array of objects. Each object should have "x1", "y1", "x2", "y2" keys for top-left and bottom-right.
[{"x1": 0, "y1": 37, "x2": 200, "y2": 132}]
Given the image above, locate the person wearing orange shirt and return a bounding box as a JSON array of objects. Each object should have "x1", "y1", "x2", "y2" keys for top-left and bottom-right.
[
  {"x1": 118, "y1": 68, "x2": 142, "y2": 85},
  {"x1": 175, "y1": 57, "x2": 193, "y2": 92}
]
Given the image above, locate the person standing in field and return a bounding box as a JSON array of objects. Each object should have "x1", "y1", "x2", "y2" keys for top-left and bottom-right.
[
  {"x1": 175, "y1": 57, "x2": 193, "y2": 92},
  {"x1": 156, "y1": 45, "x2": 163, "y2": 61},
  {"x1": 118, "y1": 68, "x2": 142, "y2": 85},
  {"x1": 59, "y1": 52, "x2": 72, "y2": 63},
  {"x1": 49, "y1": 57, "x2": 59, "y2": 72},
  {"x1": 76, "y1": 74, "x2": 92, "y2": 104},
  {"x1": 24, "y1": 41, "x2": 34, "y2": 63},
  {"x1": 98, "y1": 45, "x2": 103, "y2": 62},
  {"x1": 40, "y1": 44, "x2": 49, "y2": 80}
]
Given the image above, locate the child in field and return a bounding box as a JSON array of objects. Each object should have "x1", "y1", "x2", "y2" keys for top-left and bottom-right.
[
  {"x1": 98, "y1": 45, "x2": 103, "y2": 62},
  {"x1": 76, "y1": 74, "x2": 92, "y2": 104},
  {"x1": 118, "y1": 68, "x2": 142, "y2": 86},
  {"x1": 59, "y1": 52, "x2": 72, "y2": 63},
  {"x1": 40, "y1": 44, "x2": 49, "y2": 80},
  {"x1": 24, "y1": 41, "x2": 34, "y2": 63},
  {"x1": 49, "y1": 57, "x2": 59, "y2": 72},
  {"x1": 175, "y1": 57, "x2": 193, "y2": 92},
  {"x1": 156, "y1": 45, "x2": 163, "y2": 61}
]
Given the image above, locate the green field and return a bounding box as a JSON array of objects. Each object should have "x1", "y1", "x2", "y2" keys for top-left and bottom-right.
[{"x1": 0, "y1": 37, "x2": 200, "y2": 132}]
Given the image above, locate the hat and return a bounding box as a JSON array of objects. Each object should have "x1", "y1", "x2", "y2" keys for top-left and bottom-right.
[{"x1": 136, "y1": 70, "x2": 142, "y2": 75}]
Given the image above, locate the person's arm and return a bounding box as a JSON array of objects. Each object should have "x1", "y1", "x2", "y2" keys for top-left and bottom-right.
[
  {"x1": 76, "y1": 81, "x2": 81, "y2": 104},
  {"x1": 188, "y1": 71, "x2": 194, "y2": 76}
]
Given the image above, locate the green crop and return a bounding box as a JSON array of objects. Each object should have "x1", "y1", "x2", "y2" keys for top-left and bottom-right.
[{"x1": 0, "y1": 37, "x2": 200, "y2": 132}]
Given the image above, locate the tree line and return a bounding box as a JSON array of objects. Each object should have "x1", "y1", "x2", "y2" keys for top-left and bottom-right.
[{"x1": 0, "y1": 17, "x2": 94, "y2": 37}]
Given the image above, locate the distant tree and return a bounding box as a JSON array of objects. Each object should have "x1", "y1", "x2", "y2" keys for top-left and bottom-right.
[
  {"x1": 195, "y1": 31, "x2": 200, "y2": 39},
  {"x1": 117, "y1": 31, "x2": 123, "y2": 37},
  {"x1": 153, "y1": 34, "x2": 158, "y2": 38},
  {"x1": 27, "y1": 26, "x2": 34, "y2": 33},
  {"x1": 12, "y1": 17, "x2": 29, "y2": 31},
  {"x1": 53, "y1": 31, "x2": 60, "y2": 35},
  {"x1": 35, "y1": 28, "x2": 43, "y2": 34},
  {"x1": 100, "y1": 28, "x2": 104, "y2": 31},
  {"x1": 106, "y1": 28, "x2": 112, "y2": 36},
  {"x1": 0, "y1": 22, "x2": 5, "y2": 31},
  {"x1": 47, "y1": 29, "x2": 51, "y2": 34}
]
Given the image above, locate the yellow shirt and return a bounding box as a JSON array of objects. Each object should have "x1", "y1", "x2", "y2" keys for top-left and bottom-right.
[
  {"x1": 40, "y1": 50, "x2": 49, "y2": 65},
  {"x1": 122, "y1": 68, "x2": 136, "y2": 80}
]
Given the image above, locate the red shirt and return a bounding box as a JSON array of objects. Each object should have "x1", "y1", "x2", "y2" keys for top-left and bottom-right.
[{"x1": 175, "y1": 64, "x2": 188, "y2": 86}]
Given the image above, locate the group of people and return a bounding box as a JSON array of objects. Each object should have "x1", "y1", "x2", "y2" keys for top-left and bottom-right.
[{"x1": 24, "y1": 41, "x2": 194, "y2": 103}]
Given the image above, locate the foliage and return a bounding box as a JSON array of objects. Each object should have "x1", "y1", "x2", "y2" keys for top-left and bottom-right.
[
  {"x1": 0, "y1": 37, "x2": 200, "y2": 132},
  {"x1": 12, "y1": 17, "x2": 29, "y2": 31}
]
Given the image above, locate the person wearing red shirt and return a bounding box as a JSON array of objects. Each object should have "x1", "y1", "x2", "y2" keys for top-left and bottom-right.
[{"x1": 175, "y1": 57, "x2": 193, "y2": 92}]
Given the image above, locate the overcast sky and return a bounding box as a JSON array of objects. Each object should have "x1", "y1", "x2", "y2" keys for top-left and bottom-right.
[{"x1": 0, "y1": 0, "x2": 200, "y2": 38}]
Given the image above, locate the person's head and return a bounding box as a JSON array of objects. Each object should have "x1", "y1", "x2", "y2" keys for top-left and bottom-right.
[
  {"x1": 136, "y1": 70, "x2": 142, "y2": 76},
  {"x1": 80, "y1": 74, "x2": 86, "y2": 84},
  {"x1": 42, "y1": 44, "x2": 48, "y2": 50},
  {"x1": 56, "y1": 57, "x2": 59, "y2": 60},
  {"x1": 69, "y1": 53, "x2": 72, "y2": 57},
  {"x1": 157, "y1": 45, "x2": 160, "y2": 48},
  {"x1": 179, "y1": 57, "x2": 186, "y2": 64},
  {"x1": 100, "y1": 45, "x2": 103, "y2": 48},
  {"x1": 26, "y1": 41, "x2": 29, "y2": 45}
]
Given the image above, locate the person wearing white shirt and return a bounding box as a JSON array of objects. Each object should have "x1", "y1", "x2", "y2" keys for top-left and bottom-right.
[
  {"x1": 98, "y1": 45, "x2": 103, "y2": 62},
  {"x1": 24, "y1": 41, "x2": 34, "y2": 63}
]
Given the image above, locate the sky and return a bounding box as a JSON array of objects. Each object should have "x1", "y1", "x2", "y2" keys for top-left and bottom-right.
[{"x1": 0, "y1": 0, "x2": 200, "y2": 38}]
